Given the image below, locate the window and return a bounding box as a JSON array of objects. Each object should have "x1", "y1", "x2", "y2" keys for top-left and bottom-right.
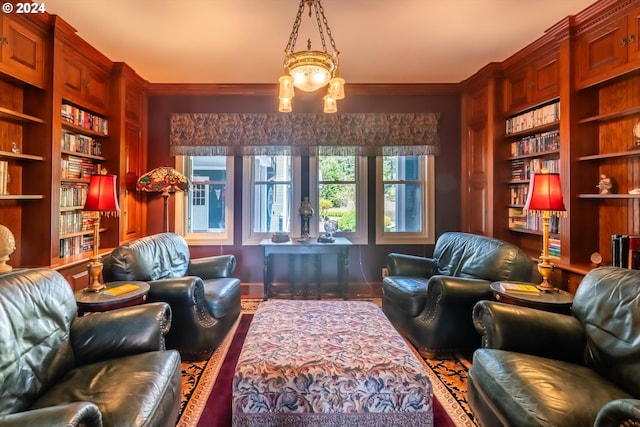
[
  {"x1": 309, "y1": 154, "x2": 368, "y2": 244},
  {"x1": 175, "y1": 156, "x2": 234, "y2": 245},
  {"x1": 376, "y1": 155, "x2": 435, "y2": 244},
  {"x1": 242, "y1": 155, "x2": 301, "y2": 244}
]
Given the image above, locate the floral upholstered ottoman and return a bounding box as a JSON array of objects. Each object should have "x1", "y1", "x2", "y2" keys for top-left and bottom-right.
[{"x1": 232, "y1": 300, "x2": 433, "y2": 427}]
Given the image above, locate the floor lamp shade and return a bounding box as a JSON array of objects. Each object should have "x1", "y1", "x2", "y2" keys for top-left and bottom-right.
[
  {"x1": 83, "y1": 173, "x2": 120, "y2": 292},
  {"x1": 136, "y1": 167, "x2": 190, "y2": 232},
  {"x1": 524, "y1": 172, "x2": 566, "y2": 292}
]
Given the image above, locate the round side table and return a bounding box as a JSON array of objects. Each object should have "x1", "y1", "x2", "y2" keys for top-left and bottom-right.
[
  {"x1": 490, "y1": 281, "x2": 574, "y2": 314},
  {"x1": 75, "y1": 281, "x2": 150, "y2": 316}
]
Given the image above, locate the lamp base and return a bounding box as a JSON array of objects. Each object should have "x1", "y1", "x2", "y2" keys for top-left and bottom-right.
[
  {"x1": 84, "y1": 256, "x2": 105, "y2": 293},
  {"x1": 536, "y1": 258, "x2": 559, "y2": 293}
]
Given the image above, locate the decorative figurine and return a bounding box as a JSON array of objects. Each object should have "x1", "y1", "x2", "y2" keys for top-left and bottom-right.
[
  {"x1": 298, "y1": 197, "x2": 314, "y2": 239},
  {"x1": 596, "y1": 174, "x2": 613, "y2": 194},
  {"x1": 10, "y1": 142, "x2": 19, "y2": 154}
]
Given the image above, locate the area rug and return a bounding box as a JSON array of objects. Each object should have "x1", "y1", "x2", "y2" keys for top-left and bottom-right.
[{"x1": 176, "y1": 299, "x2": 477, "y2": 427}]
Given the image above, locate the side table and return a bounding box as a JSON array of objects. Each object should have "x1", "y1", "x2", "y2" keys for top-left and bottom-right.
[
  {"x1": 490, "y1": 281, "x2": 573, "y2": 314},
  {"x1": 75, "y1": 281, "x2": 150, "y2": 316}
]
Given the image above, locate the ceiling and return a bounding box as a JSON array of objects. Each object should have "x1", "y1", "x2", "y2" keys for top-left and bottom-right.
[{"x1": 45, "y1": 0, "x2": 597, "y2": 85}]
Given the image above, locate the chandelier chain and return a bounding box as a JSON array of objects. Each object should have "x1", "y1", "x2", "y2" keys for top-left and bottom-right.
[
  {"x1": 285, "y1": 0, "x2": 308, "y2": 55},
  {"x1": 316, "y1": 0, "x2": 338, "y2": 55},
  {"x1": 313, "y1": 2, "x2": 328, "y2": 53}
]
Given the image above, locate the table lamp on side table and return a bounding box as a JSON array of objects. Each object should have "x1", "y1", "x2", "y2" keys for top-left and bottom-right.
[
  {"x1": 524, "y1": 172, "x2": 567, "y2": 292},
  {"x1": 136, "y1": 166, "x2": 190, "y2": 233},
  {"x1": 83, "y1": 171, "x2": 120, "y2": 292}
]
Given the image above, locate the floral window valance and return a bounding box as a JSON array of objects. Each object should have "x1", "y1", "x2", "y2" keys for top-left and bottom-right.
[{"x1": 169, "y1": 112, "x2": 440, "y2": 156}]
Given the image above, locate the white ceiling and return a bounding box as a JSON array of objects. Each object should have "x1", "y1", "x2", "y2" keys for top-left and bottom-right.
[{"x1": 45, "y1": 0, "x2": 597, "y2": 85}]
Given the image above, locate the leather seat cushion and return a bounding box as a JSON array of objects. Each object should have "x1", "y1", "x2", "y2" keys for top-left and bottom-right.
[
  {"x1": 471, "y1": 349, "x2": 632, "y2": 427},
  {"x1": 382, "y1": 276, "x2": 428, "y2": 318},
  {"x1": 32, "y1": 350, "x2": 181, "y2": 427},
  {"x1": 203, "y1": 277, "x2": 241, "y2": 318}
]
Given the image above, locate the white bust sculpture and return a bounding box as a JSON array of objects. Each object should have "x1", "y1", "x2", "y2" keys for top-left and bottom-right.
[{"x1": 0, "y1": 224, "x2": 16, "y2": 273}]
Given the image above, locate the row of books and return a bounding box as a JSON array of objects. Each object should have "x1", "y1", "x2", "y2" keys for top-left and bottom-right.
[
  {"x1": 59, "y1": 234, "x2": 94, "y2": 258},
  {"x1": 511, "y1": 158, "x2": 560, "y2": 181},
  {"x1": 61, "y1": 104, "x2": 109, "y2": 135},
  {"x1": 611, "y1": 234, "x2": 640, "y2": 270},
  {"x1": 61, "y1": 156, "x2": 100, "y2": 180},
  {"x1": 509, "y1": 184, "x2": 529, "y2": 205},
  {"x1": 60, "y1": 184, "x2": 88, "y2": 208},
  {"x1": 59, "y1": 211, "x2": 94, "y2": 235},
  {"x1": 0, "y1": 161, "x2": 8, "y2": 196},
  {"x1": 508, "y1": 208, "x2": 561, "y2": 234},
  {"x1": 510, "y1": 130, "x2": 560, "y2": 157},
  {"x1": 61, "y1": 131, "x2": 102, "y2": 156},
  {"x1": 548, "y1": 237, "x2": 561, "y2": 258},
  {"x1": 506, "y1": 101, "x2": 560, "y2": 135}
]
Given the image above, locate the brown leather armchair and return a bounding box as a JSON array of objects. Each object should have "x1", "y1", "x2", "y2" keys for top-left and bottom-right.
[
  {"x1": 0, "y1": 268, "x2": 181, "y2": 427},
  {"x1": 102, "y1": 232, "x2": 241, "y2": 361},
  {"x1": 382, "y1": 231, "x2": 534, "y2": 357},
  {"x1": 469, "y1": 267, "x2": 640, "y2": 427}
]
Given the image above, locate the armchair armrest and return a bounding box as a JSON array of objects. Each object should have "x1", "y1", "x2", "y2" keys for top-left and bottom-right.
[
  {"x1": 71, "y1": 302, "x2": 171, "y2": 365},
  {"x1": 387, "y1": 253, "x2": 438, "y2": 277},
  {"x1": 0, "y1": 402, "x2": 102, "y2": 427},
  {"x1": 595, "y1": 399, "x2": 640, "y2": 427},
  {"x1": 188, "y1": 254, "x2": 236, "y2": 280},
  {"x1": 473, "y1": 300, "x2": 587, "y2": 364}
]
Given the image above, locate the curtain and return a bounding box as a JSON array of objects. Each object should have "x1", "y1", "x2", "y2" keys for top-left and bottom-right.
[{"x1": 169, "y1": 112, "x2": 440, "y2": 156}]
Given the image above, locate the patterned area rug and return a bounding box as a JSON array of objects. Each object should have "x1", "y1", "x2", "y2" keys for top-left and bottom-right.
[{"x1": 176, "y1": 299, "x2": 478, "y2": 427}]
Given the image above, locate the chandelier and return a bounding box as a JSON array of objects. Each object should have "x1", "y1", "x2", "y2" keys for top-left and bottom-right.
[{"x1": 278, "y1": 0, "x2": 345, "y2": 113}]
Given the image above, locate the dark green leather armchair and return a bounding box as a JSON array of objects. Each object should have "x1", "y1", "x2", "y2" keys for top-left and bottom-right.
[
  {"x1": 382, "y1": 231, "x2": 534, "y2": 357},
  {"x1": 469, "y1": 267, "x2": 640, "y2": 427},
  {"x1": 102, "y1": 232, "x2": 241, "y2": 361},
  {"x1": 0, "y1": 268, "x2": 181, "y2": 427}
]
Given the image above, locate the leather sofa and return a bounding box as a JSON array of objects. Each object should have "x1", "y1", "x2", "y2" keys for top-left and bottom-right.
[
  {"x1": 382, "y1": 231, "x2": 534, "y2": 357},
  {"x1": 469, "y1": 266, "x2": 640, "y2": 427},
  {"x1": 0, "y1": 268, "x2": 181, "y2": 427},
  {"x1": 102, "y1": 232, "x2": 241, "y2": 361}
]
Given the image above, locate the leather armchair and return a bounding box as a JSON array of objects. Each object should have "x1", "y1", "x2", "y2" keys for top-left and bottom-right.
[
  {"x1": 382, "y1": 231, "x2": 534, "y2": 357},
  {"x1": 0, "y1": 268, "x2": 181, "y2": 427},
  {"x1": 469, "y1": 267, "x2": 640, "y2": 427},
  {"x1": 102, "y1": 232, "x2": 241, "y2": 361}
]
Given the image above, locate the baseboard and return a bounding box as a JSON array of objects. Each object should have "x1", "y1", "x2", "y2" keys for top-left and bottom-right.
[{"x1": 241, "y1": 281, "x2": 382, "y2": 299}]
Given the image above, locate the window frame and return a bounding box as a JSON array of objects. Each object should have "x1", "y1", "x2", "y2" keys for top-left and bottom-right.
[
  {"x1": 242, "y1": 155, "x2": 301, "y2": 245},
  {"x1": 175, "y1": 155, "x2": 235, "y2": 246},
  {"x1": 375, "y1": 155, "x2": 435, "y2": 245},
  {"x1": 309, "y1": 155, "x2": 368, "y2": 245}
]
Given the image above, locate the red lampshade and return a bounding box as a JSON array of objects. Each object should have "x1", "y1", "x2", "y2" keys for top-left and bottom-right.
[
  {"x1": 524, "y1": 173, "x2": 566, "y2": 213},
  {"x1": 83, "y1": 174, "x2": 120, "y2": 213}
]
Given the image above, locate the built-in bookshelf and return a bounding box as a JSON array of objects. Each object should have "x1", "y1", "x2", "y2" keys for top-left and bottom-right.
[
  {"x1": 505, "y1": 100, "x2": 561, "y2": 254},
  {"x1": 57, "y1": 102, "x2": 108, "y2": 259}
]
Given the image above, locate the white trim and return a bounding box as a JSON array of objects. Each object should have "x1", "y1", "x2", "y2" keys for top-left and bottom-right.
[
  {"x1": 375, "y1": 155, "x2": 435, "y2": 245},
  {"x1": 309, "y1": 155, "x2": 368, "y2": 245},
  {"x1": 175, "y1": 156, "x2": 234, "y2": 246},
  {"x1": 242, "y1": 155, "x2": 301, "y2": 245}
]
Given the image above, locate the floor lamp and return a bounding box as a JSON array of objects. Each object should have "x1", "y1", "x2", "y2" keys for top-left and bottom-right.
[
  {"x1": 83, "y1": 171, "x2": 120, "y2": 292},
  {"x1": 524, "y1": 172, "x2": 566, "y2": 292},
  {"x1": 136, "y1": 166, "x2": 190, "y2": 233}
]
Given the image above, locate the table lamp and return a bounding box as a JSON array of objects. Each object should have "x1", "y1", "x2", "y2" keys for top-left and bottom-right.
[
  {"x1": 136, "y1": 167, "x2": 189, "y2": 232},
  {"x1": 524, "y1": 172, "x2": 566, "y2": 292},
  {"x1": 83, "y1": 171, "x2": 120, "y2": 292}
]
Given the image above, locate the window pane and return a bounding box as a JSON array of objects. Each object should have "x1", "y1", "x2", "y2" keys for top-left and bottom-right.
[
  {"x1": 318, "y1": 155, "x2": 357, "y2": 233},
  {"x1": 383, "y1": 155, "x2": 420, "y2": 181},
  {"x1": 187, "y1": 156, "x2": 227, "y2": 232},
  {"x1": 252, "y1": 155, "x2": 292, "y2": 234},
  {"x1": 383, "y1": 183, "x2": 422, "y2": 232}
]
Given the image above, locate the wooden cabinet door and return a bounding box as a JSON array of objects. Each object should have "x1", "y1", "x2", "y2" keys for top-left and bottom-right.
[
  {"x1": 627, "y1": 6, "x2": 640, "y2": 65},
  {"x1": 0, "y1": 15, "x2": 45, "y2": 88},
  {"x1": 121, "y1": 122, "x2": 144, "y2": 241},
  {"x1": 125, "y1": 84, "x2": 143, "y2": 122},
  {"x1": 530, "y1": 52, "x2": 559, "y2": 104},
  {"x1": 60, "y1": 49, "x2": 109, "y2": 114},
  {"x1": 504, "y1": 65, "x2": 530, "y2": 113},
  {"x1": 576, "y1": 15, "x2": 628, "y2": 86}
]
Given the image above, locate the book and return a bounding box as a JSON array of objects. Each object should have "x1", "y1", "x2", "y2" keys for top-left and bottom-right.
[
  {"x1": 629, "y1": 235, "x2": 640, "y2": 270},
  {"x1": 498, "y1": 282, "x2": 541, "y2": 295},
  {"x1": 104, "y1": 283, "x2": 140, "y2": 296}
]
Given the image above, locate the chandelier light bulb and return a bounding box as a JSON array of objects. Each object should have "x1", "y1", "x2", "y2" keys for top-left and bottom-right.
[
  {"x1": 279, "y1": 75, "x2": 295, "y2": 98},
  {"x1": 328, "y1": 76, "x2": 345, "y2": 100},
  {"x1": 279, "y1": 97, "x2": 292, "y2": 113},
  {"x1": 323, "y1": 95, "x2": 337, "y2": 113}
]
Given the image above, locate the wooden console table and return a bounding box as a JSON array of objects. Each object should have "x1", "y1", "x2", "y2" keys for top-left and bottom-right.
[{"x1": 260, "y1": 237, "x2": 352, "y2": 300}]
